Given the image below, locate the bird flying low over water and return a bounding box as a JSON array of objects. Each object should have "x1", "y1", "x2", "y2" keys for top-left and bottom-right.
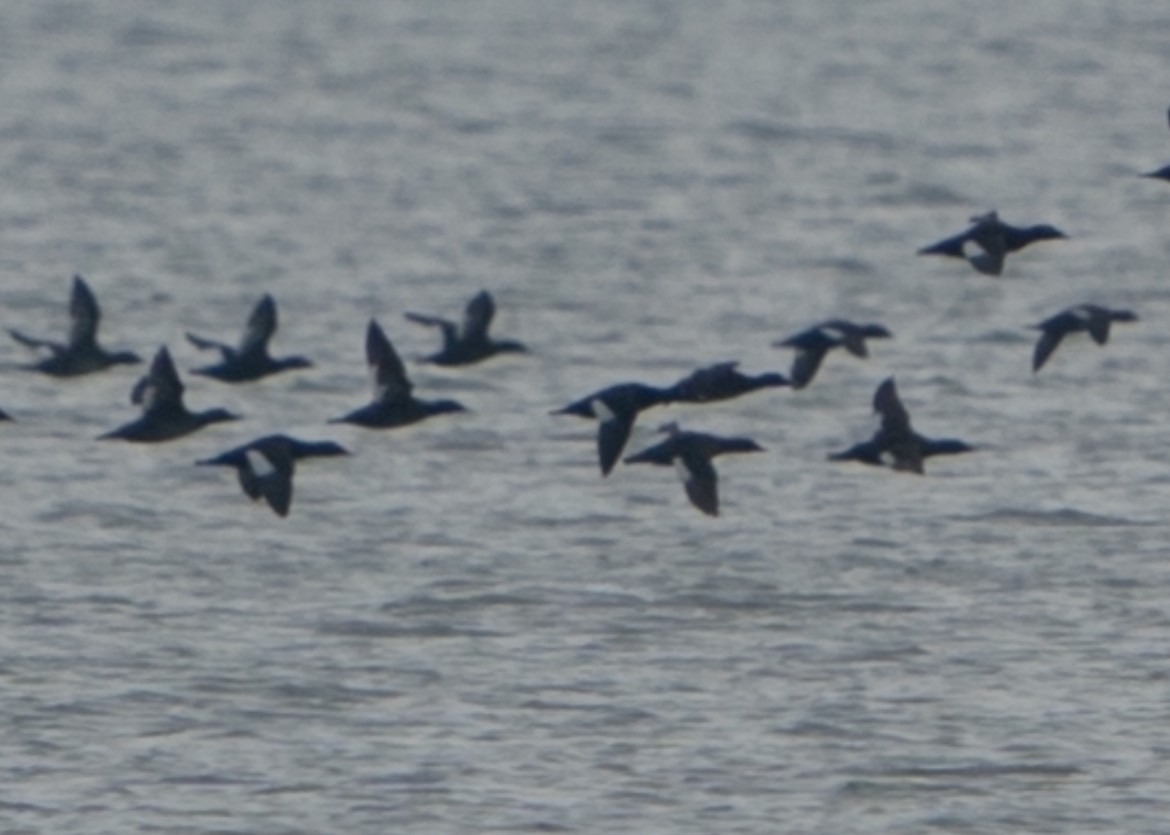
[
  {"x1": 829, "y1": 378, "x2": 973, "y2": 474},
  {"x1": 624, "y1": 422, "x2": 764, "y2": 516},
  {"x1": 100, "y1": 346, "x2": 239, "y2": 442},
  {"x1": 666, "y1": 361, "x2": 789, "y2": 404},
  {"x1": 9, "y1": 275, "x2": 141, "y2": 376},
  {"x1": 198, "y1": 434, "x2": 349, "y2": 518},
  {"x1": 1030, "y1": 304, "x2": 1138, "y2": 373},
  {"x1": 405, "y1": 290, "x2": 526, "y2": 366},
  {"x1": 551, "y1": 382, "x2": 676, "y2": 476},
  {"x1": 918, "y1": 211, "x2": 1066, "y2": 276},
  {"x1": 187, "y1": 293, "x2": 313, "y2": 383},
  {"x1": 330, "y1": 320, "x2": 467, "y2": 428},
  {"x1": 772, "y1": 320, "x2": 892, "y2": 389}
]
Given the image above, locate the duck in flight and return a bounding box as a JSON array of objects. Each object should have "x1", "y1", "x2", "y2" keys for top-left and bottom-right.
[
  {"x1": 667, "y1": 361, "x2": 789, "y2": 403},
  {"x1": 624, "y1": 422, "x2": 764, "y2": 516},
  {"x1": 330, "y1": 320, "x2": 467, "y2": 428},
  {"x1": 918, "y1": 211, "x2": 1066, "y2": 276},
  {"x1": 198, "y1": 434, "x2": 350, "y2": 518},
  {"x1": 9, "y1": 275, "x2": 141, "y2": 376},
  {"x1": 405, "y1": 290, "x2": 526, "y2": 366},
  {"x1": 773, "y1": 320, "x2": 892, "y2": 389},
  {"x1": 551, "y1": 381, "x2": 676, "y2": 476},
  {"x1": 187, "y1": 293, "x2": 313, "y2": 382},
  {"x1": 829, "y1": 378, "x2": 973, "y2": 474},
  {"x1": 1030, "y1": 304, "x2": 1138, "y2": 373},
  {"x1": 99, "y1": 346, "x2": 240, "y2": 442}
]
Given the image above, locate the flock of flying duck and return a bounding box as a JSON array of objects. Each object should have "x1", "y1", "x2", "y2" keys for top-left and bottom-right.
[
  {"x1": 0, "y1": 188, "x2": 1138, "y2": 521},
  {"x1": 16, "y1": 102, "x2": 1170, "y2": 516}
]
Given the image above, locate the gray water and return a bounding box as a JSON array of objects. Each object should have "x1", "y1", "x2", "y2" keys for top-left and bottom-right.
[{"x1": 3, "y1": 1, "x2": 1170, "y2": 832}]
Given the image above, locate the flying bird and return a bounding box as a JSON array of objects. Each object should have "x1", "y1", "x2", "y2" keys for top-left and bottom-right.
[
  {"x1": 918, "y1": 211, "x2": 1065, "y2": 276},
  {"x1": 187, "y1": 293, "x2": 313, "y2": 382},
  {"x1": 624, "y1": 422, "x2": 764, "y2": 516},
  {"x1": 198, "y1": 434, "x2": 349, "y2": 518},
  {"x1": 9, "y1": 275, "x2": 141, "y2": 376},
  {"x1": 330, "y1": 320, "x2": 467, "y2": 428},
  {"x1": 667, "y1": 361, "x2": 788, "y2": 404},
  {"x1": 1030, "y1": 304, "x2": 1138, "y2": 373},
  {"x1": 829, "y1": 378, "x2": 973, "y2": 474},
  {"x1": 551, "y1": 382, "x2": 676, "y2": 476},
  {"x1": 100, "y1": 346, "x2": 239, "y2": 442},
  {"x1": 405, "y1": 290, "x2": 526, "y2": 365},
  {"x1": 773, "y1": 320, "x2": 892, "y2": 389}
]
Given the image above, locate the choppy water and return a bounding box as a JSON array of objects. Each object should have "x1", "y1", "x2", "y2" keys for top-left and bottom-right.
[{"x1": 4, "y1": 2, "x2": 1170, "y2": 833}]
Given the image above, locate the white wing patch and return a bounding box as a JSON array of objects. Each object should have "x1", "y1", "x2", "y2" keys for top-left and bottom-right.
[
  {"x1": 246, "y1": 448, "x2": 276, "y2": 478},
  {"x1": 592, "y1": 397, "x2": 615, "y2": 422}
]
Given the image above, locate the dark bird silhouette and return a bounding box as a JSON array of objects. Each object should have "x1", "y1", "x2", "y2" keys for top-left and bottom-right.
[
  {"x1": 330, "y1": 320, "x2": 467, "y2": 428},
  {"x1": 198, "y1": 434, "x2": 350, "y2": 518},
  {"x1": 0, "y1": 407, "x2": 11, "y2": 421},
  {"x1": 405, "y1": 290, "x2": 526, "y2": 365},
  {"x1": 829, "y1": 378, "x2": 973, "y2": 474},
  {"x1": 667, "y1": 361, "x2": 789, "y2": 403},
  {"x1": 773, "y1": 320, "x2": 892, "y2": 389},
  {"x1": 918, "y1": 211, "x2": 1066, "y2": 276},
  {"x1": 100, "y1": 346, "x2": 240, "y2": 442},
  {"x1": 551, "y1": 382, "x2": 676, "y2": 476},
  {"x1": 1142, "y1": 107, "x2": 1170, "y2": 181},
  {"x1": 9, "y1": 275, "x2": 141, "y2": 376},
  {"x1": 187, "y1": 293, "x2": 312, "y2": 382},
  {"x1": 1030, "y1": 304, "x2": 1138, "y2": 373},
  {"x1": 624, "y1": 422, "x2": 764, "y2": 516}
]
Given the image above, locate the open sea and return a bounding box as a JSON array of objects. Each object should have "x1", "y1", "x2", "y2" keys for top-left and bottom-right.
[{"x1": 4, "y1": 1, "x2": 1170, "y2": 832}]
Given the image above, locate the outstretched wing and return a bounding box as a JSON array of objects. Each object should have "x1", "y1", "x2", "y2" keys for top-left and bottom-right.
[
  {"x1": 404, "y1": 311, "x2": 459, "y2": 350},
  {"x1": 1032, "y1": 329, "x2": 1066, "y2": 372},
  {"x1": 239, "y1": 294, "x2": 278, "y2": 356},
  {"x1": 186, "y1": 331, "x2": 235, "y2": 359},
  {"x1": 873, "y1": 378, "x2": 912, "y2": 433},
  {"x1": 790, "y1": 346, "x2": 828, "y2": 388},
  {"x1": 677, "y1": 452, "x2": 719, "y2": 516},
  {"x1": 462, "y1": 291, "x2": 496, "y2": 341},
  {"x1": 68, "y1": 275, "x2": 101, "y2": 348},
  {"x1": 366, "y1": 319, "x2": 412, "y2": 403},
  {"x1": 9, "y1": 329, "x2": 63, "y2": 354},
  {"x1": 132, "y1": 346, "x2": 185, "y2": 412}
]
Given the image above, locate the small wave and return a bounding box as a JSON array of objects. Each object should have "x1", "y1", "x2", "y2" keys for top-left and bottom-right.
[
  {"x1": 962, "y1": 508, "x2": 1148, "y2": 528},
  {"x1": 315, "y1": 619, "x2": 504, "y2": 639}
]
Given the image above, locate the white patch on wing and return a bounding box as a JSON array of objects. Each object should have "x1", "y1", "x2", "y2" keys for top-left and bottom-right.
[
  {"x1": 671, "y1": 456, "x2": 691, "y2": 485},
  {"x1": 592, "y1": 397, "x2": 615, "y2": 422},
  {"x1": 246, "y1": 448, "x2": 276, "y2": 478}
]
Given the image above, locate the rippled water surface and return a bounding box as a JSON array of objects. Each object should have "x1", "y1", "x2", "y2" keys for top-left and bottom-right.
[{"x1": 4, "y1": 2, "x2": 1170, "y2": 833}]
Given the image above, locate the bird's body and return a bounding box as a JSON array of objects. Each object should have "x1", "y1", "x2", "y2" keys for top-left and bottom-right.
[
  {"x1": 100, "y1": 346, "x2": 239, "y2": 442},
  {"x1": 406, "y1": 290, "x2": 525, "y2": 366},
  {"x1": 10, "y1": 275, "x2": 141, "y2": 376},
  {"x1": 552, "y1": 382, "x2": 675, "y2": 476},
  {"x1": 1031, "y1": 304, "x2": 1138, "y2": 372},
  {"x1": 918, "y1": 211, "x2": 1065, "y2": 276},
  {"x1": 667, "y1": 361, "x2": 788, "y2": 403},
  {"x1": 774, "y1": 320, "x2": 892, "y2": 389},
  {"x1": 624, "y1": 422, "x2": 764, "y2": 516},
  {"x1": 188, "y1": 294, "x2": 312, "y2": 382},
  {"x1": 331, "y1": 320, "x2": 466, "y2": 429},
  {"x1": 198, "y1": 434, "x2": 349, "y2": 517}
]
